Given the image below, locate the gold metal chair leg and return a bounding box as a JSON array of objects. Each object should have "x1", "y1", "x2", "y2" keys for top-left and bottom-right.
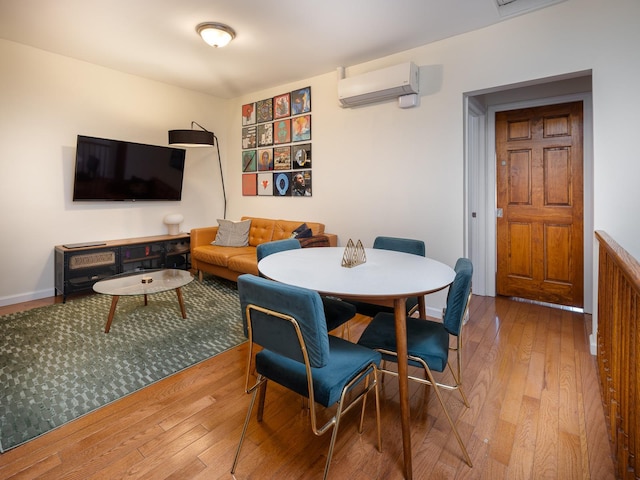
[
  {"x1": 359, "y1": 376, "x2": 369, "y2": 434},
  {"x1": 231, "y1": 383, "x2": 260, "y2": 474},
  {"x1": 424, "y1": 366, "x2": 472, "y2": 467},
  {"x1": 256, "y1": 380, "x2": 267, "y2": 421},
  {"x1": 324, "y1": 405, "x2": 344, "y2": 480},
  {"x1": 446, "y1": 362, "x2": 470, "y2": 407},
  {"x1": 374, "y1": 368, "x2": 382, "y2": 452}
]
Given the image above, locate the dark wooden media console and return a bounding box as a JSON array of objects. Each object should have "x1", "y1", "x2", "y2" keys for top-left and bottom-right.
[{"x1": 54, "y1": 233, "x2": 190, "y2": 301}]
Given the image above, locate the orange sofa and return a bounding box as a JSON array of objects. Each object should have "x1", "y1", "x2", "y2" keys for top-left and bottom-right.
[{"x1": 190, "y1": 216, "x2": 337, "y2": 282}]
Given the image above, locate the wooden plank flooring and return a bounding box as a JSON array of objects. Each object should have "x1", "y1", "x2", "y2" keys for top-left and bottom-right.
[{"x1": 0, "y1": 295, "x2": 615, "y2": 479}]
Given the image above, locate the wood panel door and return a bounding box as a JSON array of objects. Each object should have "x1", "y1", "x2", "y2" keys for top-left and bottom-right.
[{"x1": 496, "y1": 102, "x2": 584, "y2": 308}]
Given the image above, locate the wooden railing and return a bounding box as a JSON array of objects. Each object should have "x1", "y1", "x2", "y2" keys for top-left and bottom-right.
[{"x1": 595, "y1": 230, "x2": 640, "y2": 480}]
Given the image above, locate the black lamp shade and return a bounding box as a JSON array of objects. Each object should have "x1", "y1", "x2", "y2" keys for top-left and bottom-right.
[{"x1": 168, "y1": 129, "x2": 214, "y2": 147}]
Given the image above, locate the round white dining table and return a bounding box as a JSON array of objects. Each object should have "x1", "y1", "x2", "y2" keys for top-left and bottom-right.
[{"x1": 258, "y1": 246, "x2": 455, "y2": 480}]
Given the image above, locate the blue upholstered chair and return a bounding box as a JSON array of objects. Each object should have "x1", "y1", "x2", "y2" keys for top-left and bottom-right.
[
  {"x1": 232, "y1": 274, "x2": 382, "y2": 479},
  {"x1": 357, "y1": 257, "x2": 474, "y2": 467},
  {"x1": 257, "y1": 239, "x2": 357, "y2": 336},
  {"x1": 346, "y1": 236, "x2": 426, "y2": 318}
]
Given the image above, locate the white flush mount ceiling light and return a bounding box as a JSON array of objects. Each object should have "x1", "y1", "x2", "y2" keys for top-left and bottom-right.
[{"x1": 196, "y1": 22, "x2": 236, "y2": 48}]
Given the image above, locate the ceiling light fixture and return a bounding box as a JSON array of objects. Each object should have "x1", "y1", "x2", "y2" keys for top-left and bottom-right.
[{"x1": 196, "y1": 22, "x2": 236, "y2": 48}]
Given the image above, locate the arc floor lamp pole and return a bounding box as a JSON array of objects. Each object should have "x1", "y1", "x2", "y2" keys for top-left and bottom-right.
[{"x1": 168, "y1": 122, "x2": 226, "y2": 219}]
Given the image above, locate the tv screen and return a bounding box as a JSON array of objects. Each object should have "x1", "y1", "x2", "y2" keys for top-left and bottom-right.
[{"x1": 72, "y1": 135, "x2": 186, "y2": 201}]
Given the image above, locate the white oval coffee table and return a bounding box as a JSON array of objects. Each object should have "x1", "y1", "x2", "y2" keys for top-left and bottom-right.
[{"x1": 93, "y1": 269, "x2": 193, "y2": 333}]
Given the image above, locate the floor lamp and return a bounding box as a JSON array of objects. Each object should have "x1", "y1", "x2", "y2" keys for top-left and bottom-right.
[{"x1": 168, "y1": 121, "x2": 227, "y2": 219}]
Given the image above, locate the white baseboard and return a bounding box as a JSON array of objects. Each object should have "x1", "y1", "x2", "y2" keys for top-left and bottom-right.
[{"x1": 0, "y1": 289, "x2": 55, "y2": 307}]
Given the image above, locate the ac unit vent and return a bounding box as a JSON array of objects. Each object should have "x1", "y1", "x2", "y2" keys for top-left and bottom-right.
[{"x1": 495, "y1": 0, "x2": 566, "y2": 18}]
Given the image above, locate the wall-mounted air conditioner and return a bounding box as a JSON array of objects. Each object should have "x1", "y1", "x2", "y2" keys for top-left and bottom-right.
[{"x1": 338, "y1": 62, "x2": 419, "y2": 108}]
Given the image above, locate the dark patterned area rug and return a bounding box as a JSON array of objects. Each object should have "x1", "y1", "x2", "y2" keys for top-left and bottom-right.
[{"x1": 0, "y1": 277, "x2": 244, "y2": 452}]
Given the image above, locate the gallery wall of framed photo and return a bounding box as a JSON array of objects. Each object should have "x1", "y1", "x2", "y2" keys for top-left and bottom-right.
[{"x1": 241, "y1": 86, "x2": 312, "y2": 197}]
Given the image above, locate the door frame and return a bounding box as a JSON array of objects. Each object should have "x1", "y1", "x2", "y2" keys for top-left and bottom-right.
[{"x1": 464, "y1": 92, "x2": 594, "y2": 319}]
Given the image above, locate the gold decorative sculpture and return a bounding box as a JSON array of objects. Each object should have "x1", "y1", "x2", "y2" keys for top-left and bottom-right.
[{"x1": 341, "y1": 239, "x2": 367, "y2": 268}]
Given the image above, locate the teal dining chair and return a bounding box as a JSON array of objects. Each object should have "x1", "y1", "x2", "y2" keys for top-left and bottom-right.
[
  {"x1": 357, "y1": 257, "x2": 474, "y2": 467},
  {"x1": 232, "y1": 274, "x2": 382, "y2": 479},
  {"x1": 257, "y1": 238, "x2": 357, "y2": 336},
  {"x1": 346, "y1": 236, "x2": 426, "y2": 318}
]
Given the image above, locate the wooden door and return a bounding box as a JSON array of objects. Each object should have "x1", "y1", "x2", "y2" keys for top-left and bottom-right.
[{"x1": 496, "y1": 102, "x2": 584, "y2": 308}]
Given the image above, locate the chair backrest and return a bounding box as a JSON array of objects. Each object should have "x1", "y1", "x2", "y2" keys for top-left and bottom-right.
[
  {"x1": 442, "y1": 258, "x2": 473, "y2": 336},
  {"x1": 237, "y1": 274, "x2": 330, "y2": 368},
  {"x1": 257, "y1": 239, "x2": 301, "y2": 278},
  {"x1": 373, "y1": 236, "x2": 426, "y2": 257},
  {"x1": 257, "y1": 238, "x2": 301, "y2": 262}
]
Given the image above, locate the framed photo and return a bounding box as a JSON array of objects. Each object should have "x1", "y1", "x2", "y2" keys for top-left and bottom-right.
[
  {"x1": 273, "y1": 93, "x2": 290, "y2": 119},
  {"x1": 291, "y1": 114, "x2": 311, "y2": 142},
  {"x1": 242, "y1": 102, "x2": 256, "y2": 125},
  {"x1": 241, "y1": 87, "x2": 313, "y2": 199},
  {"x1": 242, "y1": 173, "x2": 257, "y2": 196},
  {"x1": 242, "y1": 126, "x2": 256, "y2": 149},
  {"x1": 273, "y1": 119, "x2": 291, "y2": 144},
  {"x1": 256, "y1": 98, "x2": 273, "y2": 123},
  {"x1": 291, "y1": 170, "x2": 312, "y2": 197},
  {"x1": 274, "y1": 146, "x2": 291, "y2": 170},
  {"x1": 274, "y1": 172, "x2": 292, "y2": 196},
  {"x1": 242, "y1": 150, "x2": 257, "y2": 172},
  {"x1": 257, "y1": 172, "x2": 273, "y2": 196},
  {"x1": 292, "y1": 143, "x2": 311, "y2": 169},
  {"x1": 291, "y1": 87, "x2": 311, "y2": 115},
  {"x1": 257, "y1": 122, "x2": 273, "y2": 147},
  {"x1": 257, "y1": 148, "x2": 273, "y2": 171}
]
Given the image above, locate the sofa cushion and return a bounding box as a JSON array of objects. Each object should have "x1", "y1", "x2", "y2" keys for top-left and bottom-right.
[
  {"x1": 241, "y1": 217, "x2": 276, "y2": 247},
  {"x1": 227, "y1": 253, "x2": 260, "y2": 275},
  {"x1": 193, "y1": 245, "x2": 256, "y2": 267},
  {"x1": 213, "y1": 219, "x2": 251, "y2": 247}
]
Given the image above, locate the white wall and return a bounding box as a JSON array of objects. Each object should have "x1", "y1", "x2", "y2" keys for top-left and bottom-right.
[
  {"x1": 225, "y1": 0, "x2": 639, "y2": 310},
  {"x1": 2, "y1": 0, "x2": 639, "y2": 313},
  {"x1": 0, "y1": 40, "x2": 229, "y2": 304}
]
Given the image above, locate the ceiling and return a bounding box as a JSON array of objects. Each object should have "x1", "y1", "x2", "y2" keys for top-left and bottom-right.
[{"x1": 0, "y1": 0, "x2": 564, "y2": 99}]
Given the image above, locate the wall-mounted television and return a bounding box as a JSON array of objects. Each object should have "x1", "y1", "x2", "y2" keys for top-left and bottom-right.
[{"x1": 72, "y1": 135, "x2": 186, "y2": 201}]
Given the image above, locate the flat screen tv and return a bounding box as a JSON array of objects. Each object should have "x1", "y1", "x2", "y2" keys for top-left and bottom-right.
[{"x1": 72, "y1": 135, "x2": 186, "y2": 201}]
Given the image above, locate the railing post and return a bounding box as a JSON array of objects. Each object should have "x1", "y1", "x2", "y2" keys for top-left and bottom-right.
[{"x1": 594, "y1": 231, "x2": 640, "y2": 480}]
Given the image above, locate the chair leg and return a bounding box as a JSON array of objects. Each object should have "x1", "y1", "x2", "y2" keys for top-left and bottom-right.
[
  {"x1": 373, "y1": 368, "x2": 382, "y2": 452},
  {"x1": 424, "y1": 366, "x2": 473, "y2": 467},
  {"x1": 231, "y1": 382, "x2": 260, "y2": 474},
  {"x1": 357, "y1": 369, "x2": 382, "y2": 452},
  {"x1": 324, "y1": 403, "x2": 344, "y2": 480},
  {"x1": 359, "y1": 376, "x2": 369, "y2": 434},
  {"x1": 446, "y1": 362, "x2": 470, "y2": 407},
  {"x1": 256, "y1": 380, "x2": 268, "y2": 422}
]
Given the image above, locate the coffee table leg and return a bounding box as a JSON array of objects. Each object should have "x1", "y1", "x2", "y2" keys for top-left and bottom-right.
[
  {"x1": 144, "y1": 294, "x2": 148, "y2": 306},
  {"x1": 104, "y1": 295, "x2": 120, "y2": 333},
  {"x1": 176, "y1": 287, "x2": 187, "y2": 319}
]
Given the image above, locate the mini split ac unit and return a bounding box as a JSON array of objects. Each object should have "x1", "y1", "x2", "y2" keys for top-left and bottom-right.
[{"x1": 338, "y1": 62, "x2": 419, "y2": 107}]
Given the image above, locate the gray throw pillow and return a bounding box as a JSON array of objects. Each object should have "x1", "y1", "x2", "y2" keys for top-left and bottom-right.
[{"x1": 212, "y1": 219, "x2": 251, "y2": 246}]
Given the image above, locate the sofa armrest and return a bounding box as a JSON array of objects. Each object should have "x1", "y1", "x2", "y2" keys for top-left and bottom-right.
[
  {"x1": 190, "y1": 226, "x2": 218, "y2": 248},
  {"x1": 324, "y1": 233, "x2": 338, "y2": 247}
]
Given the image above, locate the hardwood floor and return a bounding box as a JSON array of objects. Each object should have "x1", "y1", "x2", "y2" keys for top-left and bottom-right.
[{"x1": 0, "y1": 295, "x2": 615, "y2": 479}]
